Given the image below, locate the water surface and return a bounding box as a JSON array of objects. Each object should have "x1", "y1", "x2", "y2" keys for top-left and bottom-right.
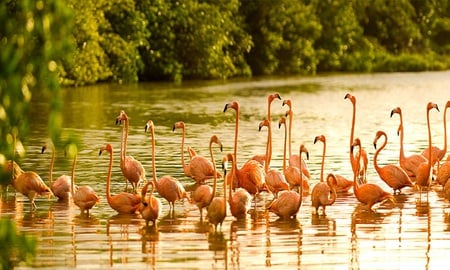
[{"x1": 3, "y1": 71, "x2": 450, "y2": 269}]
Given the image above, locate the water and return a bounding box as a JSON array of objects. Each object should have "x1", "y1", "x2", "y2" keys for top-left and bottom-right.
[{"x1": 2, "y1": 71, "x2": 450, "y2": 269}]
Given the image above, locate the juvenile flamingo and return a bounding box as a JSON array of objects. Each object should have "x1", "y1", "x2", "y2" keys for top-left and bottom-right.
[
  {"x1": 116, "y1": 110, "x2": 146, "y2": 193},
  {"x1": 206, "y1": 147, "x2": 227, "y2": 232},
  {"x1": 250, "y1": 93, "x2": 282, "y2": 165},
  {"x1": 282, "y1": 99, "x2": 311, "y2": 179},
  {"x1": 70, "y1": 147, "x2": 100, "y2": 216},
  {"x1": 99, "y1": 144, "x2": 141, "y2": 214},
  {"x1": 415, "y1": 102, "x2": 440, "y2": 198},
  {"x1": 144, "y1": 120, "x2": 190, "y2": 216},
  {"x1": 373, "y1": 131, "x2": 413, "y2": 194},
  {"x1": 390, "y1": 107, "x2": 427, "y2": 180},
  {"x1": 351, "y1": 138, "x2": 394, "y2": 211},
  {"x1": 191, "y1": 135, "x2": 223, "y2": 221},
  {"x1": 173, "y1": 121, "x2": 222, "y2": 184},
  {"x1": 41, "y1": 142, "x2": 72, "y2": 201},
  {"x1": 266, "y1": 143, "x2": 304, "y2": 220},
  {"x1": 279, "y1": 116, "x2": 310, "y2": 195},
  {"x1": 421, "y1": 100, "x2": 450, "y2": 174},
  {"x1": 5, "y1": 160, "x2": 52, "y2": 209},
  {"x1": 311, "y1": 135, "x2": 338, "y2": 215},
  {"x1": 140, "y1": 182, "x2": 162, "y2": 227},
  {"x1": 259, "y1": 118, "x2": 290, "y2": 197},
  {"x1": 345, "y1": 93, "x2": 368, "y2": 183},
  {"x1": 222, "y1": 153, "x2": 251, "y2": 219},
  {"x1": 223, "y1": 101, "x2": 266, "y2": 197}
]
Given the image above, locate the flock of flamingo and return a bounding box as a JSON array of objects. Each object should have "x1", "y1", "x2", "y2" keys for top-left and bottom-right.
[{"x1": 4, "y1": 92, "x2": 450, "y2": 233}]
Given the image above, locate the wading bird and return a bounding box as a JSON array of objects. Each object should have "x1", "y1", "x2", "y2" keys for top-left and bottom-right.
[
  {"x1": 311, "y1": 135, "x2": 337, "y2": 215},
  {"x1": 99, "y1": 144, "x2": 141, "y2": 214},
  {"x1": 140, "y1": 182, "x2": 162, "y2": 227},
  {"x1": 5, "y1": 160, "x2": 52, "y2": 210},
  {"x1": 345, "y1": 93, "x2": 368, "y2": 184},
  {"x1": 116, "y1": 110, "x2": 146, "y2": 193},
  {"x1": 145, "y1": 120, "x2": 190, "y2": 216},
  {"x1": 191, "y1": 135, "x2": 223, "y2": 221},
  {"x1": 41, "y1": 142, "x2": 72, "y2": 201},
  {"x1": 373, "y1": 131, "x2": 413, "y2": 194},
  {"x1": 351, "y1": 138, "x2": 394, "y2": 211}
]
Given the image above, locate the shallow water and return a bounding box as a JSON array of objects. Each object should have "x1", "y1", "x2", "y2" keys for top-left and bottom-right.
[{"x1": 3, "y1": 71, "x2": 450, "y2": 269}]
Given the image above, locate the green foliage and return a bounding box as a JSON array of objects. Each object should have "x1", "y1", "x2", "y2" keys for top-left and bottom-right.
[{"x1": 0, "y1": 218, "x2": 36, "y2": 269}]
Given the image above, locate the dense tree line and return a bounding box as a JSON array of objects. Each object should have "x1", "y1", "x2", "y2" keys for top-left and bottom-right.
[{"x1": 57, "y1": 0, "x2": 450, "y2": 85}]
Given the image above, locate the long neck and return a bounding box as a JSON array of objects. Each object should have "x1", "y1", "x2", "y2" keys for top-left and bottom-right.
[
  {"x1": 106, "y1": 150, "x2": 113, "y2": 204},
  {"x1": 151, "y1": 127, "x2": 158, "y2": 187},
  {"x1": 49, "y1": 146, "x2": 56, "y2": 184},
  {"x1": 264, "y1": 124, "x2": 272, "y2": 173},
  {"x1": 70, "y1": 153, "x2": 77, "y2": 196},
  {"x1": 398, "y1": 115, "x2": 406, "y2": 161},
  {"x1": 299, "y1": 150, "x2": 304, "y2": 198},
  {"x1": 320, "y1": 140, "x2": 326, "y2": 182},
  {"x1": 211, "y1": 144, "x2": 218, "y2": 198},
  {"x1": 228, "y1": 157, "x2": 235, "y2": 202},
  {"x1": 373, "y1": 134, "x2": 387, "y2": 173},
  {"x1": 443, "y1": 106, "x2": 448, "y2": 154},
  {"x1": 288, "y1": 111, "x2": 293, "y2": 158},
  {"x1": 267, "y1": 99, "x2": 273, "y2": 152},
  {"x1": 282, "y1": 123, "x2": 287, "y2": 172},
  {"x1": 119, "y1": 120, "x2": 127, "y2": 168},
  {"x1": 426, "y1": 108, "x2": 433, "y2": 169},
  {"x1": 233, "y1": 108, "x2": 239, "y2": 162},
  {"x1": 349, "y1": 103, "x2": 356, "y2": 170},
  {"x1": 123, "y1": 119, "x2": 129, "y2": 159}
]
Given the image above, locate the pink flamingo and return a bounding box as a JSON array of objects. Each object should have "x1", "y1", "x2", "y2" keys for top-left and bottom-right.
[
  {"x1": 390, "y1": 107, "x2": 427, "y2": 180},
  {"x1": 140, "y1": 182, "x2": 162, "y2": 227},
  {"x1": 173, "y1": 121, "x2": 222, "y2": 184},
  {"x1": 222, "y1": 153, "x2": 251, "y2": 219},
  {"x1": 421, "y1": 100, "x2": 450, "y2": 174},
  {"x1": 206, "y1": 145, "x2": 227, "y2": 232},
  {"x1": 223, "y1": 101, "x2": 266, "y2": 197},
  {"x1": 116, "y1": 110, "x2": 146, "y2": 193},
  {"x1": 70, "y1": 147, "x2": 100, "y2": 216},
  {"x1": 5, "y1": 160, "x2": 52, "y2": 209},
  {"x1": 282, "y1": 99, "x2": 311, "y2": 179},
  {"x1": 437, "y1": 155, "x2": 450, "y2": 187},
  {"x1": 259, "y1": 118, "x2": 290, "y2": 197},
  {"x1": 267, "y1": 143, "x2": 304, "y2": 220},
  {"x1": 311, "y1": 135, "x2": 338, "y2": 215},
  {"x1": 191, "y1": 135, "x2": 223, "y2": 221},
  {"x1": 279, "y1": 116, "x2": 310, "y2": 195},
  {"x1": 99, "y1": 144, "x2": 141, "y2": 214},
  {"x1": 144, "y1": 120, "x2": 190, "y2": 216},
  {"x1": 41, "y1": 142, "x2": 72, "y2": 201},
  {"x1": 351, "y1": 138, "x2": 394, "y2": 211},
  {"x1": 415, "y1": 102, "x2": 440, "y2": 198},
  {"x1": 373, "y1": 131, "x2": 413, "y2": 194},
  {"x1": 345, "y1": 93, "x2": 369, "y2": 183}
]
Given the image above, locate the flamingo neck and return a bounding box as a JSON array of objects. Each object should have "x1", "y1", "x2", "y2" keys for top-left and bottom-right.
[
  {"x1": 398, "y1": 116, "x2": 406, "y2": 162},
  {"x1": 264, "y1": 122, "x2": 273, "y2": 172},
  {"x1": 228, "y1": 156, "x2": 235, "y2": 202},
  {"x1": 443, "y1": 106, "x2": 448, "y2": 154},
  {"x1": 210, "y1": 142, "x2": 218, "y2": 199},
  {"x1": 374, "y1": 134, "x2": 387, "y2": 173},
  {"x1": 70, "y1": 153, "x2": 77, "y2": 196},
  {"x1": 426, "y1": 108, "x2": 433, "y2": 169},
  {"x1": 233, "y1": 108, "x2": 239, "y2": 163},
  {"x1": 320, "y1": 140, "x2": 326, "y2": 182},
  {"x1": 349, "y1": 102, "x2": 356, "y2": 170},
  {"x1": 106, "y1": 149, "x2": 113, "y2": 204},
  {"x1": 151, "y1": 127, "x2": 158, "y2": 188},
  {"x1": 282, "y1": 123, "x2": 287, "y2": 172},
  {"x1": 288, "y1": 111, "x2": 293, "y2": 158}
]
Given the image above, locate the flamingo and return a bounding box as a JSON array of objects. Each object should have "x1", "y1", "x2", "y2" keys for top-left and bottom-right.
[
  {"x1": 222, "y1": 153, "x2": 251, "y2": 219},
  {"x1": 5, "y1": 160, "x2": 52, "y2": 209},
  {"x1": 415, "y1": 102, "x2": 440, "y2": 198},
  {"x1": 279, "y1": 116, "x2": 310, "y2": 195},
  {"x1": 99, "y1": 143, "x2": 141, "y2": 214},
  {"x1": 351, "y1": 138, "x2": 394, "y2": 211},
  {"x1": 115, "y1": 110, "x2": 146, "y2": 193},
  {"x1": 249, "y1": 93, "x2": 282, "y2": 166},
  {"x1": 266, "y1": 143, "x2": 304, "y2": 220},
  {"x1": 173, "y1": 121, "x2": 222, "y2": 184},
  {"x1": 140, "y1": 181, "x2": 162, "y2": 227},
  {"x1": 437, "y1": 156, "x2": 450, "y2": 187},
  {"x1": 206, "y1": 147, "x2": 227, "y2": 233},
  {"x1": 223, "y1": 101, "x2": 266, "y2": 197},
  {"x1": 421, "y1": 100, "x2": 450, "y2": 174},
  {"x1": 390, "y1": 107, "x2": 428, "y2": 180},
  {"x1": 372, "y1": 131, "x2": 413, "y2": 194},
  {"x1": 144, "y1": 120, "x2": 190, "y2": 216},
  {"x1": 258, "y1": 118, "x2": 290, "y2": 197},
  {"x1": 282, "y1": 99, "x2": 311, "y2": 179},
  {"x1": 311, "y1": 135, "x2": 338, "y2": 215},
  {"x1": 70, "y1": 147, "x2": 100, "y2": 215},
  {"x1": 41, "y1": 142, "x2": 72, "y2": 201},
  {"x1": 191, "y1": 135, "x2": 223, "y2": 220},
  {"x1": 345, "y1": 93, "x2": 369, "y2": 183}
]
